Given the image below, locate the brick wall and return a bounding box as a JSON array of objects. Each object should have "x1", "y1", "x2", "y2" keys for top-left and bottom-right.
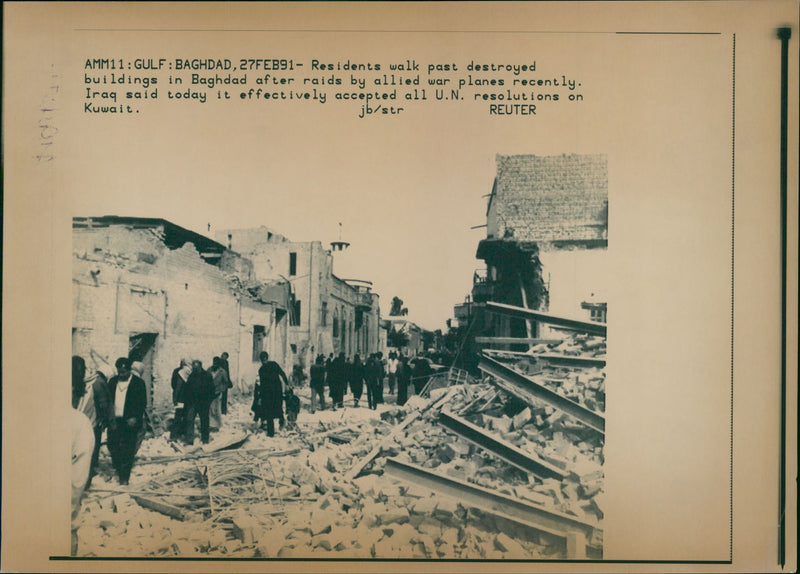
[
  {"x1": 72, "y1": 226, "x2": 282, "y2": 410},
  {"x1": 491, "y1": 154, "x2": 608, "y2": 247}
]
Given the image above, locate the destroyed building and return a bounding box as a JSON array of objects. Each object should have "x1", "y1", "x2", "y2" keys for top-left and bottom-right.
[
  {"x1": 72, "y1": 216, "x2": 290, "y2": 407},
  {"x1": 216, "y1": 227, "x2": 382, "y2": 372},
  {"x1": 72, "y1": 318, "x2": 605, "y2": 560},
  {"x1": 472, "y1": 153, "x2": 608, "y2": 342},
  {"x1": 383, "y1": 316, "x2": 426, "y2": 357},
  {"x1": 71, "y1": 172, "x2": 605, "y2": 562}
]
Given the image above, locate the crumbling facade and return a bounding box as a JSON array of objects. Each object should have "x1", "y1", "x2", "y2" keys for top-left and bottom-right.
[
  {"x1": 72, "y1": 217, "x2": 290, "y2": 408},
  {"x1": 217, "y1": 227, "x2": 382, "y2": 373},
  {"x1": 474, "y1": 154, "x2": 608, "y2": 340},
  {"x1": 383, "y1": 317, "x2": 425, "y2": 357}
]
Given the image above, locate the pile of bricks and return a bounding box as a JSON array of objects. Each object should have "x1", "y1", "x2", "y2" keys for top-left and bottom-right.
[{"x1": 74, "y1": 345, "x2": 604, "y2": 559}]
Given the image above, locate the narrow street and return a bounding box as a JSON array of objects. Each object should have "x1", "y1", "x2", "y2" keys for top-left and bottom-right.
[{"x1": 74, "y1": 330, "x2": 605, "y2": 560}]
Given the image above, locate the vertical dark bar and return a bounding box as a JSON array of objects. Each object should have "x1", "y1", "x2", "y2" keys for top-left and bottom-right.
[{"x1": 776, "y1": 25, "x2": 790, "y2": 569}]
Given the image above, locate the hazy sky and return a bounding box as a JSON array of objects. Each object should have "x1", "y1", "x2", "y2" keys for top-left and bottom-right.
[
  {"x1": 63, "y1": 7, "x2": 733, "y2": 332},
  {"x1": 65, "y1": 27, "x2": 615, "y2": 331}
]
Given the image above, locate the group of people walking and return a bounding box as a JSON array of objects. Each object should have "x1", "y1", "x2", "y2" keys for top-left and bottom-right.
[
  {"x1": 307, "y1": 350, "x2": 433, "y2": 412},
  {"x1": 72, "y1": 355, "x2": 148, "y2": 487},
  {"x1": 71, "y1": 348, "x2": 437, "y2": 488},
  {"x1": 170, "y1": 353, "x2": 233, "y2": 445},
  {"x1": 71, "y1": 351, "x2": 235, "y2": 491}
]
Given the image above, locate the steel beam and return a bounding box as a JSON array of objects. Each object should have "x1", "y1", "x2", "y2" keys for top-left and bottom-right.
[
  {"x1": 536, "y1": 354, "x2": 606, "y2": 368},
  {"x1": 486, "y1": 302, "x2": 606, "y2": 337},
  {"x1": 384, "y1": 457, "x2": 601, "y2": 552},
  {"x1": 479, "y1": 354, "x2": 605, "y2": 435},
  {"x1": 439, "y1": 410, "x2": 566, "y2": 480},
  {"x1": 474, "y1": 337, "x2": 563, "y2": 345},
  {"x1": 484, "y1": 349, "x2": 606, "y2": 368}
]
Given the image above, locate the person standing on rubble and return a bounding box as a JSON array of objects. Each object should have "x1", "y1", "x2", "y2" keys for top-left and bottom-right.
[
  {"x1": 81, "y1": 365, "x2": 113, "y2": 487},
  {"x1": 386, "y1": 351, "x2": 399, "y2": 395},
  {"x1": 71, "y1": 405, "x2": 94, "y2": 555},
  {"x1": 130, "y1": 361, "x2": 151, "y2": 437},
  {"x1": 209, "y1": 356, "x2": 230, "y2": 431},
  {"x1": 72, "y1": 356, "x2": 104, "y2": 487},
  {"x1": 375, "y1": 351, "x2": 386, "y2": 405},
  {"x1": 219, "y1": 351, "x2": 231, "y2": 415},
  {"x1": 72, "y1": 356, "x2": 88, "y2": 410},
  {"x1": 254, "y1": 351, "x2": 289, "y2": 437},
  {"x1": 328, "y1": 352, "x2": 348, "y2": 410},
  {"x1": 107, "y1": 357, "x2": 147, "y2": 485},
  {"x1": 184, "y1": 359, "x2": 215, "y2": 444},
  {"x1": 309, "y1": 354, "x2": 327, "y2": 413},
  {"x1": 348, "y1": 354, "x2": 365, "y2": 407},
  {"x1": 365, "y1": 353, "x2": 381, "y2": 410},
  {"x1": 170, "y1": 358, "x2": 191, "y2": 441},
  {"x1": 396, "y1": 355, "x2": 411, "y2": 407}
]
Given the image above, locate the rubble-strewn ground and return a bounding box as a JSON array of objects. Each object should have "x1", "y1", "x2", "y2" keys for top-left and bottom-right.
[{"x1": 76, "y1": 338, "x2": 604, "y2": 560}]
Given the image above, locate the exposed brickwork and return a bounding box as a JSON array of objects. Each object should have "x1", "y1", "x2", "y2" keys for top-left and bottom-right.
[
  {"x1": 488, "y1": 154, "x2": 608, "y2": 248},
  {"x1": 72, "y1": 225, "x2": 285, "y2": 409}
]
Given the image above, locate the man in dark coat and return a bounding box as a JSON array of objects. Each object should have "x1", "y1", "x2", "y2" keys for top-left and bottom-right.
[
  {"x1": 87, "y1": 366, "x2": 112, "y2": 486},
  {"x1": 373, "y1": 352, "x2": 386, "y2": 405},
  {"x1": 309, "y1": 354, "x2": 327, "y2": 413},
  {"x1": 107, "y1": 357, "x2": 147, "y2": 485},
  {"x1": 254, "y1": 351, "x2": 288, "y2": 437},
  {"x1": 219, "y1": 352, "x2": 231, "y2": 414},
  {"x1": 365, "y1": 354, "x2": 382, "y2": 410},
  {"x1": 184, "y1": 360, "x2": 215, "y2": 444},
  {"x1": 348, "y1": 354, "x2": 365, "y2": 407},
  {"x1": 170, "y1": 359, "x2": 190, "y2": 440},
  {"x1": 328, "y1": 352, "x2": 348, "y2": 410},
  {"x1": 396, "y1": 355, "x2": 411, "y2": 407}
]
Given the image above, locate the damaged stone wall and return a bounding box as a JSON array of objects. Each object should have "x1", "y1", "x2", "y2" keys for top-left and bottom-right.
[
  {"x1": 73, "y1": 226, "x2": 280, "y2": 409},
  {"x1": 218, "y1": 228, "x2": 382, "y2": 369},
  {"x1": 489, "y1": 154, "x2": 608, "y2": 246}
]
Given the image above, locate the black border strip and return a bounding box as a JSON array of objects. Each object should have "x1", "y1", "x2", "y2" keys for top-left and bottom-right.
[
  {"x1": 49, "y1": 557, "x2": 734, "y2": 563},
  {"x1": 730, "y1": 32, "x2": 736, "y2": 564},
  {"x1": 56, "y1": 29, "x2": 737, "y2": 566},
  {"x1": 72, "y1": 29, "x2": 721, "y2": 35},
  {"x1": 776, "y1": 25, "x2": 791, "y2": 570}
]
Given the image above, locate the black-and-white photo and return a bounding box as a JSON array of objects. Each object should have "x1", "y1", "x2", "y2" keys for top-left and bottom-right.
[
  {"x1": 6, "y1": 3, "x2": 794, "y2": 571},
  {"x1": 70, "y1": 152, "x2": 607, "y2": 559}
]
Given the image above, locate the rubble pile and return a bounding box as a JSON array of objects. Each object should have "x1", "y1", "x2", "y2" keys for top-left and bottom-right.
[{"x1": 75, "y1": 340, "x2": 604, "y2": 560}]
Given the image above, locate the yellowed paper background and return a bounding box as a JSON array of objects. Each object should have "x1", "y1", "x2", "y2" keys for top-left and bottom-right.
[{"x1": 3, "y1": 2, "x2": 797, "y2": 572}]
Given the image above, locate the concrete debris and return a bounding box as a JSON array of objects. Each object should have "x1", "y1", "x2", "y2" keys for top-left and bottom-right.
[{"x1": 75, "y1": 347, "x2": 603, "y2": 560}]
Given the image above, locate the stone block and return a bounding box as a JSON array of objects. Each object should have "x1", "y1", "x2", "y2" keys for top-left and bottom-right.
[
  {"x1": 512, "y1": 407, "x2": 532, "y2": 430},
  {"x1": 517, "y1": 489, "x2": 554, "y2": 507},
  {"x1": 277, "y1": 545, "x2": 299, "y2": 558},
  {"x1": 449, "y1": 441, "x2": 472, "y2": 457},
  {"x1": 562, "y1": 480, "x2": 581, "y2": 501},
  {"x1": 416, "y1": 516, "x2": 443, "y2": 538},
  {"x1": 495, "y1": 532, "x2": 526, "y2": 556},
  {"x1": 433, "y1": 498, "x2": 459, "y2": 520},
  {"x1": 492, "y1": 415, "x2": 513, "y2": 435},
  {"x1": 445, "y1": 466, "x2": 468, "y2": 482},
  {"x1": 379, "y1": 507, "x2": 410, "y2": 526},
  {"x1": 311, "y1": 535, "x2": 332, "y2": 550},
  {"x1": 411, "y1": 497, "x2": 438, "y2": 515}
]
